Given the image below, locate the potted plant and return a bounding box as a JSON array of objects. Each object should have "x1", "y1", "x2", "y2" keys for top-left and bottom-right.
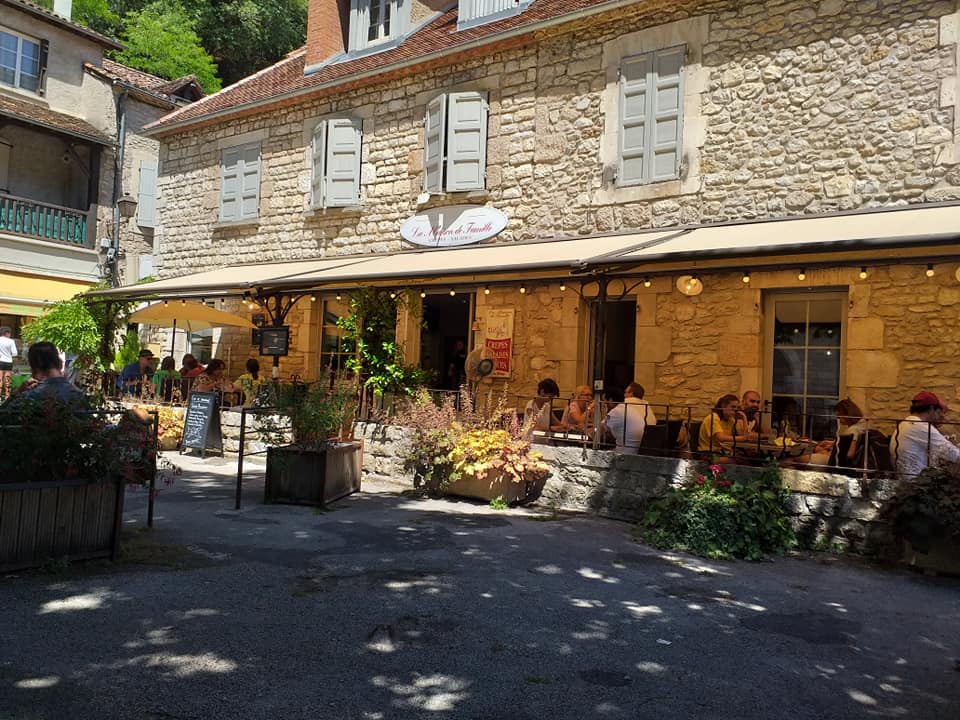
[
  {"x1": 263, "y1": 370, "x2": 363, "y2": 506},
  {"x1": 883, "y1": 465, "x2": 960, "y2": 574},
  {"x1": 397, "y1": 389, "x2": 550, "y2": 505}
]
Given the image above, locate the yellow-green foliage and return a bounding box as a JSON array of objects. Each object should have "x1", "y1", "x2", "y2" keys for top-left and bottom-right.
[{"x1": 448, "y1": 428, "x2": 550, "y2": 484}]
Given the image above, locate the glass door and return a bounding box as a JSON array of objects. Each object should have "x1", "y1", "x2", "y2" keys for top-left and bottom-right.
[{"x1": 764, "y1": 292, "x2": 846, "y2": 440}]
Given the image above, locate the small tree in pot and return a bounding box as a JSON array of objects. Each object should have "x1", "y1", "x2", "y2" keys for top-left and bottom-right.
[{"x1": 264, "y1": 370, "x2": 362, "y2": 506}]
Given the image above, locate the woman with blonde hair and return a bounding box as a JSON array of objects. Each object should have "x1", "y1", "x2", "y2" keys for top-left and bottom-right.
[{"x1": 562, "y1": 385, "x2": 595, "y2": 432}]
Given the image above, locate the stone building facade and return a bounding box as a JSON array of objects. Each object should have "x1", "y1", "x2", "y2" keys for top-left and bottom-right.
[{"x1": 137, "y1": 0, "x2": 960, "y2": 428}]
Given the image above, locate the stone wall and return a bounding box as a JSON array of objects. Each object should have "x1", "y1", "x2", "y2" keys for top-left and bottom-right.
[
  {"x1": 355, "y1": 421, "x2": 896, "y2": 552},
  {"x1": 152, "y1": 0, "x2": 960, "y2": 397}
]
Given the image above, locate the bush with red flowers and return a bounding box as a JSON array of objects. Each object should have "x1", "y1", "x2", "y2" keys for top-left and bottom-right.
[{"x1": 639, "y1": 460, "x2": 795, "y2": 560}]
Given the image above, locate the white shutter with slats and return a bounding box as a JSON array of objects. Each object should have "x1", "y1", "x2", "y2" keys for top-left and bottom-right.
[
  {"x1": 445, "y1": 91, "x2": 488, "y2": 192},
  {"x1": 423, "y1": 94, "x2": 446, "y2": 194},
  {"x1": 650, "y1": 45, "x2": 685, "y2": 182},
  {"x1": 325, "y1": 118, "x2": 362, "y2": 207},
  {"x1": 619, "y1": 53, "x2": 650, "y2": 186},
  {"x1": 219, "y1": 147, "x2": 242, "y2": 221},
  {"x1": 311, "y1": 121, "x2": 327, "y2": 209},
  {"x1": 137, "y1": 160, "x2": 158, "y2": 228},
  {"x1": 239, "y1": 143, "x2": 261, "y2": 219}
]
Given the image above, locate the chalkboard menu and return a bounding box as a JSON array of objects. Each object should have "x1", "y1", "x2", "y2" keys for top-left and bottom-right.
[
  {"x1": 259, "y1": 326, "x2": 289, "y2": 356},
  {"x1": 180, "y1": 391, "x2": 223, "y2": 457}
]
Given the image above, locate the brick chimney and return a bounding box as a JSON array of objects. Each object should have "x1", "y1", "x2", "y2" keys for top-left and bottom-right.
[{"x1": 306, "y1": 0, "x2": 350, "y2": 70}]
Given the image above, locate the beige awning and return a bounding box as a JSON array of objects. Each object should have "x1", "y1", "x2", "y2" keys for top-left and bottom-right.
[
  {"x1": 583, "y1": 202, "x2": 960, "y2": 269},
  {"x1": 87, "y1": 203, "x2": 960, "y2": 301}
]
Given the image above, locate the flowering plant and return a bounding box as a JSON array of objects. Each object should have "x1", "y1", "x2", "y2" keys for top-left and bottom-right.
[
  {"x1": 448, "y1": 428, "x2": 549, "y2": 484},
  {"x1": 640, "y1": 460, "x2": 794, "y2": 560}
]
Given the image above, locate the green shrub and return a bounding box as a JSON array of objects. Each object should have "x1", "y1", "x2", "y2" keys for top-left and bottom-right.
[
  {"x1": 882, "y1": 466, "x2": 960, "y2": 553},
  {"x1": 639, "y1": 460, "x2": 795, "y2": 560}
]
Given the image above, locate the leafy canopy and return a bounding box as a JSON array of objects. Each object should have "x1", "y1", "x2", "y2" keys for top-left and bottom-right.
[
  {"x1": 112, "y1": 1, "x2": 222, "y2": 93},
  {"x1": 21, "y1": 297, "x2": 103, "y2": 369}
]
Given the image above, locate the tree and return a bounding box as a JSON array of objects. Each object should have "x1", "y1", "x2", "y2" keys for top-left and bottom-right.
[
  {"x1": 182, "y1": 0, "x2": 307, "y2": 87},
  {"x1": 112, "y1": 1, "x2": 222, "y2": 93},
  {"x1": 21, "y1": 298, "x2": 102, "y2": 369}
]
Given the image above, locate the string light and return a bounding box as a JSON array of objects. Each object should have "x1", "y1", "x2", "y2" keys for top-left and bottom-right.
[
  {"x1": 926, "y1": 263, "x2": 935, "y2": 277},
  {"x1": 483, "y1": 286, "x2": 490, "y2": 295},
  {"x1": 643, "y1": 277, "x2": 652, "y2": 288},
  {"x1": 519, "y1": 285, "x2": 526, "y2": 294},
  {"x1": 858, "y1": 267, "x2": 868, "y2": 280},
  {"x1": 559, "y1": 282, "x2": 566, "y2": 292},
  {"x1": 181, "y1": 299, "x2": 186, "y2": 305},
  {"x1": 797, "y1": 268, "x2": 806, "y2": 281},
  {"x1": 449, "y1": 288, "x2": 456, "y2": 296},
  {"x1": 419, "y1": 290, "x2": 426, "y2": 299},
  {"x1": 163, "y1": 300, "x2": 168, "y2": 306},
  {"x1": 310, "y1": 295, "x2": 317, "y2": 302},
  {"x1": 741, "y1": 271, "x2": 751, "y2": 284},
  {"x1": 389, "y1": 290, "x2": 397, "y2": 299},
  {"x1": 219, "y1": 298, "x2": 225, "y2": 306},
  {"x1": 335, "y1": 293, "x2": 342, "y2": 301}
]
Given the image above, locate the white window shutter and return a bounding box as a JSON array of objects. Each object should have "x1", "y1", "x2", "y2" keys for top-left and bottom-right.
[
  {"x1": 325, "y1": 118, "x2": 362, "y2": 207},
  {"x1": 423, "y1": 94, "x2": 446, "y2": 194},
  {"x1": 445, "y1": 91, "x2": 488, "y2": 192},
  {"x1": 239, "y1": 143, "x2": 261, "y2": 219},
  {"x1": 349, "y1": 0, "x2": 371, "y2": 51},
  {"x1": 137, "y1": 160, "x2": 158, "y2": 227},
  {"x1": 220, "y1": 147, "x2": 242, "y2": 221},
  {"x1": 311, "y1": 121, "x2": 327, "y2": 209},
  {"x1": 619, "y1": 53, "x2": 651, "y2": 186},
  {"x1": 650, "y1": 45, "x2": 685, "y2": 182}
]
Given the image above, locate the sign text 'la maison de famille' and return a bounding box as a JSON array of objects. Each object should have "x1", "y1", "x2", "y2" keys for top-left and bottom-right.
[{"x1": 400, "y1": 205, "x2": 508, "y2": 247}]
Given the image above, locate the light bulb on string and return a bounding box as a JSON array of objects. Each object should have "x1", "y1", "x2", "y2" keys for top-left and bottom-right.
[
  {"x1": 858, "y1": 267, "x2": 868, "y2": 280},
  {"x1": 741, "y1": 272, "x2": 751, "y2": 284},
  {"x1": 926, "y1": 264, "x2": 935, "y2": 278},
  {"x1": 335, "y1": 293, "x2": 342, "y2": 301},
  {"x1": 389, "y1": 290, "x2": 397, "y2": 300},
  {"x1": 483, "y1": 286, "x2": 490, "y2": 295},
  {"x1": 419, "y1": 290, "x2": 426, "y2": 299},
  {"x1": 310, "y1": 295, "x2": 317, "y2": 302},
  {"x1": 519, "y1": 285, "x2": 526, "y2": 294},
  {"x1": 163, "y1": 299, "x2": 168, "y2": 306},
  {"x1": 643, "y1": 278, "x2": 652, "y2": 288},
  {"x1": 449, "y1": 288, "x2": 456, "y2": 296},
  {"x1": 559, "y1": 282, "x2": 566, "y2": 292},
  {"x1": 797, "y1": 269, "x2": 806, "y2": 281}
]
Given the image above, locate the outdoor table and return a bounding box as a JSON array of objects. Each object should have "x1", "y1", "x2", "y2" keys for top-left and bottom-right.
[
  {"x1": 722, "y1": 438, "x2": 817, "y2": 460},
  {"x1": 532, "y1": 430, "x2": 591, "y2": 447}
]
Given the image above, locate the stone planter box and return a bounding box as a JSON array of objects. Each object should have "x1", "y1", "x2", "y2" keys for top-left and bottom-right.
[
  {"x1": 439, "y1": 471, "x2": 547, "y2": 506},
  {"x1": 264, "y1": 441, "x2": 363, "y2": 506},
  {"x1": 0, "y1": 479, "x2": 125, "y2": 572}
]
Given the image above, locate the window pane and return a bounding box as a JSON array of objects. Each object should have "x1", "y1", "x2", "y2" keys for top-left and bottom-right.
[
  {"x1": 773, "y1": 301, "x2": 806, "y2": 346},
  {"x1": 804, "y1": 396, "x2": 838, "y2": 440},
  {"x1": 807, "y1": 349, "x2": 840, "y2": 395},
  {"x1": 807, "y1": 299, "x2": 842, "y2": 346},
  {"x1": 772, "y1": 348, "x2": 804, "y2": 395}
]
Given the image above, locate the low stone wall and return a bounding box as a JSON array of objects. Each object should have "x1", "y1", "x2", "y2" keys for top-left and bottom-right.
[
  {"x1": 355, "y1": 422, "x2": 896, "y2": 553},
  {"x1": 221, "y1": 410, "x2": 291, "y2": 456}
]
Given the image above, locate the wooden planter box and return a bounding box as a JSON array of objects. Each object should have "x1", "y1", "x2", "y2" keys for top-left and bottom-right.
[
  {"x1": 0, "y1": 479, "x2": 125, "y2": 572},
  {"x1": 264, "y1": 441, "x2": 363, "y2": 506},
  {"x1": 441, "y1": 471, "x2": 547, "y2": 506}
]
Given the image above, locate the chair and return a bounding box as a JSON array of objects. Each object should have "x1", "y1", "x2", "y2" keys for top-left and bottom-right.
[
  {"x1": 639, "y1": 423, "x2": 666, "y2": 450},
  {"x1": 852, "y1": 429, "x2": 892, "y2": 472},
  {"x1": 687, "y1": 421, "x2": 702, "y2": 453}
]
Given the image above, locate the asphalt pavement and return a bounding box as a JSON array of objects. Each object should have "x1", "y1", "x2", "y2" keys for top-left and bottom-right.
[{"x1": 1, "y1": 454, "x2": 958, "y2": 719}]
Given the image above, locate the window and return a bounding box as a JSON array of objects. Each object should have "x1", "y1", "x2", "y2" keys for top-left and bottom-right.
[
  {"x1": 319, "y1": 298, "x2": 352, "y2": 372},
  {"x1": 137, "y1": 160, "x2": 158, "y2": 228},
  {"x1": 349, "y1": 0, "x2": 409, "y2": 52},
  {"x1": 219, "y1": 142, "x2": 261, "y2": 222},
  {"x1": 618, "y1": 46, "x2": 684, "y2": 186},
  {"x1": 311, "y1": 118, "x2": 362, "y2": 209},
  {"x1": 0, "y1": 29, "x2": 44, "y2": 94},
  {"x1": 764, "y1": 293, "x2": 846, "y2": 440},
  {"x1": 458, "y1": 0, "x2": 530, "y2": 30},
  {"x1": 423, "y1": 91, "x2": 488, "y2": 194}
]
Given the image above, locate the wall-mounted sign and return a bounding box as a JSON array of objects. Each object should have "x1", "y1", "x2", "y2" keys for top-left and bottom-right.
[
  {"x1": 259, "y1": 326, "x2": 290, "y2": 356},
  {"x1": 400, "y1": 205, "x2": 508, "y2": 247},
  {"x1": 484, "y1": 308, "x2": 514, "y2": 379}
]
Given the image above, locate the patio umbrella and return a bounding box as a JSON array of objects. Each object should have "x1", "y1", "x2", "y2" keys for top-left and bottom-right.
[{"x1": 127, "y1": 301, "x2": 256, "y2": 358}]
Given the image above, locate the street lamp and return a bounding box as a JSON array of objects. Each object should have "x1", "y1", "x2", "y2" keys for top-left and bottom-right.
[{"x1": 117, "y1": 192, "x2": 138, "y2": 219}]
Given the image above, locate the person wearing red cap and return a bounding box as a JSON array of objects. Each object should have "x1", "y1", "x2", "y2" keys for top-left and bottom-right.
[{"x1": 890, "y1": 391, "x2": 960, "y2": 479}]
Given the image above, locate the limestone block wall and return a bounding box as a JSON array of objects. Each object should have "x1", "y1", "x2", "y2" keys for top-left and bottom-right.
[
  {"x1": 355, "y1": 421, "x2": 896, "y2": 552},
  {"x1": 156, "y1": 0, "x2": 960, "y2": 278}
]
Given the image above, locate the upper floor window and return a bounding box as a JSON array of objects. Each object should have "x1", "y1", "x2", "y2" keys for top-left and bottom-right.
[
  {"x1": 350, "y1": 0, "x2": 409, "y2": 53},
  {"x1": 311, "y1": 118, "x2": 362, "y2": 209},
  {"x1": 0, "y1": 29, "x2": 43, "y2": 94},
  {"x1": 618, "y1": 45, "x2": 685, "y2": 186},
  {"x1": 219, "y1": 142, "x2": 260, "y2": 222},
  {"x1": 423, "y1": 91, "x2": 488, "y2": 194},
  {"x1": 458, "y1": 0, "x2": 531, "y2": 30}
]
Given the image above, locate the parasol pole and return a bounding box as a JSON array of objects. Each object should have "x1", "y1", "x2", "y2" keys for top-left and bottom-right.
[{"x1": 169, "y1": 318, "x2": 177, "y2": 359}]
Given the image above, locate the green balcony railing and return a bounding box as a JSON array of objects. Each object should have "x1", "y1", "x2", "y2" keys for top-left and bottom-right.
[{"x1": 0, "y1": 194, "x2": 91, "y2": 248}]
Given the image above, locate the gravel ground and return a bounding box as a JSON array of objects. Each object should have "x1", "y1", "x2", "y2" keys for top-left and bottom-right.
[{"x1": 1, "y1": 455, "x2": 958, "y2": 720}]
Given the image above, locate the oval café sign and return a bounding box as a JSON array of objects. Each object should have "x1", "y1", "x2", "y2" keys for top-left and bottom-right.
[{"x1": 400, "y1": 205, "x2": 508, "y2": 247}]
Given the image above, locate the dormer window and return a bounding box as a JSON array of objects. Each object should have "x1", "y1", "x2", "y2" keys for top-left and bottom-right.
[
  {"x1": 458, "y1": 0, "x2": 533, "y2": 30},
  {"x1": 349, "y1": 0, "x2": 409, "y2": 53},
  {"x1": 0, "y1": 29, "x2": 44, "y2": 94}
]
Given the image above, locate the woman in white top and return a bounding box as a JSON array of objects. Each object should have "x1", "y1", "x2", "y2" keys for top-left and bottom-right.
[{"x1": 0, "y1": 326, "x2": 17, "y2": 401}]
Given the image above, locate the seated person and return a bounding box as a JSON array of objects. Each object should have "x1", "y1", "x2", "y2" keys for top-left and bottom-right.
[
  {"x1": 192, "y1": 358, "x2": 234, "y2": 396},
  {"x1": 152, "y1": 356, "x2": 182, "y2": 403},
  {"x1": 810, "y1": 398, "x2": 868, "y2": 467},
  {"x1": 561, "y1": 385, "x2": 595, "y2": 433},
  {"x1": 233, "y1": 358, "x2": 264, "y2": 407},
  {"x1": 739, "y1": 390, "x2": 769, "y2": 440},
  {"x1": 699, "y1": 394, "x2": 746, "y2": 455},
  {"x1": 890, "y1": 391, "x2": 960, "y2": 479},
  {"x1": 118, "y1": 349, "x2": 154, "y2": 396},
  {"x1": 2, "y1": 342, "x2": 87, "y2": 409},
  {"x1": 602, "y1": 382, "x2": 657, "y2": 454},
  {"x1": 524, "y1": 378, "x2": 564, "y2": 434}
]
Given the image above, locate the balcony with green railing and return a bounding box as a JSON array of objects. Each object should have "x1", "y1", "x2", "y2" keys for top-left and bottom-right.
[{"x1": 0, "y1": 194, "x2": 95, "y2": 249}]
